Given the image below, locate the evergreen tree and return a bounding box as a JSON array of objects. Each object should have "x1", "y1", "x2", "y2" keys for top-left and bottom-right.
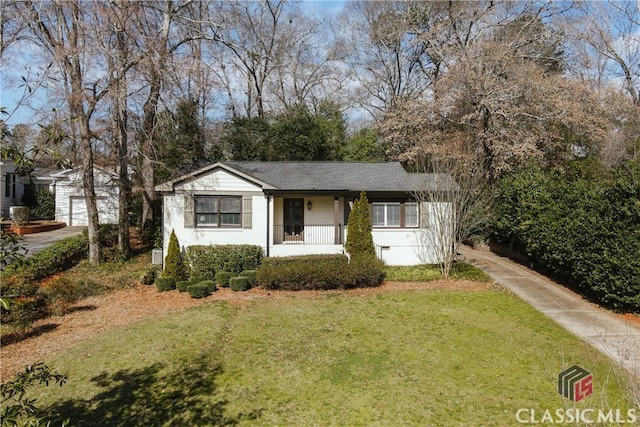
[
  {"x1": 345, "y1": 191, "x2": 376, "y2": 259},
  {"x1": 163, "y1": 229, "x2": 187, "y2": 281}
]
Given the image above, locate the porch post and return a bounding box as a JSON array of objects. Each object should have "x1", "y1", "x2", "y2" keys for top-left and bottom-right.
[
  {"x1": 265, "y1": 195, "x2": 270, "y2": 257},
  {"x1": 334, "y1": 196, "x2": 340, "y2": 244}
]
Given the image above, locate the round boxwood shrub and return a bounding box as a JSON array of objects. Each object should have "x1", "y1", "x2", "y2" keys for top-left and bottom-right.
[
  {"x1": 215, "y1": 271, "x2": 233, "y2": 287},
  {"x1": 239, "y1": 270, "x2": 257, "y2": 287},
  {"x1": 176, "y1": 280, "x2": 191, "y2": 292},
  {"x1": 187, "y1": 283, "x2": 209, "y2": 299},
  {"x1": 156, "y1": 277, "x2": 176, "y2": 292},
  {"x1": 229, "y1": 276, "x2": 251, "y2": 292},
  {"x1": 198, "y1": 280, "x2": 218, "y2": 293}
]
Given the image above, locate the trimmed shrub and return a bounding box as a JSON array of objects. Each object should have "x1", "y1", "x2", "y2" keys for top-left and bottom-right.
[
  {"x1": 3, "y1": 234, "x2": 88, "y2": 280},
  {"x1": 156, "y1": 277, "x2": 176, "y2": 292},
  {"x1": 229, "y1": 276, "x2": 251, "y2": 292},
  {"x1": 215, "y1": 271, "x2": 233, "y2": 287},
  {"x1": 198, "y1": 280, "x2": 218, "y2": 293},
  {"x1": 163, "y1": 229, "x2": 187, "y2": 281},
  {"x1": 239, "y1": 270, "x2": 257, "y2": 287},
  {"x1": 257, "y1": 254, "x2": 385, "y2": 291},
  {"x1": 176, "y1": 280, "x2": 192, "y2": 292},
  {"x1": 187, "y1": 245, "x2": 263, "y2": 281},
  {"x1": 188, "y1": 283, "x2": 209, "y2": 299},
  {"x1": 5, "y1": 298, "x2": 41, "y2": 336},
  {"x1": 141, "y1": 267, "x2": 160, "y2": 286},
  {"x1": 38, "y1": 276, "x2": 102, "y2": 316}
]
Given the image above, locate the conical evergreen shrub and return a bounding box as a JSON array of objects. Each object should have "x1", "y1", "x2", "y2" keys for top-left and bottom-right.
[
  {"x1": 163, "y1": 229, "x2": 187, "y2": 281},
  {"x1": 345, "y1": 191, "x2": 375, "y2": 259}
]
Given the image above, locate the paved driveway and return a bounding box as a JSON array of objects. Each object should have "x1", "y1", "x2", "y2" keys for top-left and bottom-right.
[
  {"x1": 19, "y1": 226, "x2": 86, "y2": 258},
  {"x1": 459, "y1": 245, "x2": 640, "y2": 378}
]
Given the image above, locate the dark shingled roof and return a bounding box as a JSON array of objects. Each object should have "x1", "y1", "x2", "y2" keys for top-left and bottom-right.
[{"x1": 156, "y1": 161, "x2": 457, "y2": 193}]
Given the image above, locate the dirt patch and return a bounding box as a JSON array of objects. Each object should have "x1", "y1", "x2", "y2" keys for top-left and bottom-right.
[{"x1": 0, "y1": 280, "x2": 492, "y2": 382}]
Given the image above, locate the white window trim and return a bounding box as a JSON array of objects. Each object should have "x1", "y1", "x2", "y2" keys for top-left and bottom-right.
[
  {"x1": 195, "y1": 195, "x2": 242, "y2": 228},
  {"x1": 371, "y1": 201, "x2": 420, "y2": 229}
]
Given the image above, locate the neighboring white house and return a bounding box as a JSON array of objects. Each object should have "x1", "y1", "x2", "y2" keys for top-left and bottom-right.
[
  {"x1": 1, "y1": 159, "x2": 23, "y2": 219},
  {"x1": 1, "y1": 160, "x2": 55, "y2": 218},
  {"x1": 52, "y1": 167, "x2": 119, "y2": 226},
  {"x1": 156, "y1": 161, "x2": 457, "y2": 266}
]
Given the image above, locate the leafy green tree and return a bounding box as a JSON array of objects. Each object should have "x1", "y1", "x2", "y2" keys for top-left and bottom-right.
[
  {"x1": 221, "y1": 116, "x2": 271, "y2": 161},
  {"x1": 270, "y1": 103, "x2": 346, "y2": 161},
  {"x1": 344, "y1": 128, "x2": 386, "y2": 162},
  {"x1": 345, "y1": 191, "x2": 376, "y2": 259},
  {"x1": 314, "y1": 100, "x2": 347, "y2": 160},
  {"x1": 163, "y1": 229, "x2": 187, "y2": 281}
]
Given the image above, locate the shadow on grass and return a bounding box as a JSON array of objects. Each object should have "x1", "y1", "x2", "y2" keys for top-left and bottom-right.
[{"x1": 41, "y1": 354, "x2": 261, "y2": 426}]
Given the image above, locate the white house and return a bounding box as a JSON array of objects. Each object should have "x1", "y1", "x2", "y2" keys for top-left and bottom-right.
[
  {"x1": 52, "y1": 167, "x2": 119, "y2": 226},
  {"x1": 156, "y1": 161, "x2": 457, "y2": 266},
  {"x1": 1, "y1": 159, "x2": 23, "y2": 219}
]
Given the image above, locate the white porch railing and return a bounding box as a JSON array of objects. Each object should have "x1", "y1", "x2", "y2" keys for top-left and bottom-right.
[{"x1": 273, "y1": 224, "x2": 343, "y2": 245}]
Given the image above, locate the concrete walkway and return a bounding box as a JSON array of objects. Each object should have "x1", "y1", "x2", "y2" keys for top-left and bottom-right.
[
  {"x1": 459, "y1": 245, "x2": 640, "y2": 378},
  {"x1": 19, "y1": 226, "x2": 86, "y2": 258}
]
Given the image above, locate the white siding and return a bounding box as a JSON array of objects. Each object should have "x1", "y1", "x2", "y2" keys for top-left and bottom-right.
[
  {"x1": 176, "y1": 169, "x2": 259, "y2": 193},
  {"x1": 54, "y1": 168, "x2": 119, "y2": 226},
  {"x1": 0, "y1": 161, "x2": 24, "y2": 218},
  {"x1": 162, "y1": 168, "x2": 267, "y2": 257}
]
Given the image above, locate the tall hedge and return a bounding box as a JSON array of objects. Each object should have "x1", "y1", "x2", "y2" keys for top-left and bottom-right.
[
  {"x1": 345, "y1": 191, "x2": 375, "y2": 259},
  {"x1": 186, "y1": 244, "x2": 263, "y2": 282},
  {"x1": 163, "y1": 229, "x2": 187, "y2": 281},
  {"x1": 493, "y1": 159, "x2": 640, "y2": 311}
]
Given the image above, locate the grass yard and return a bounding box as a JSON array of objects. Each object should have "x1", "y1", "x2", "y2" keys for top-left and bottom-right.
[{"x1": 34, "y1": 288, "x2": 637, "y2": 426}]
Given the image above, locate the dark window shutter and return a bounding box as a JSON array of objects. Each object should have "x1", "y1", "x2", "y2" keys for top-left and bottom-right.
[
  {"x1": 184, "y1": 194, "x2": 195, "y2": 228},
  {"x1": 242, "y1": 196, "x2": 252, "y2": 229}
]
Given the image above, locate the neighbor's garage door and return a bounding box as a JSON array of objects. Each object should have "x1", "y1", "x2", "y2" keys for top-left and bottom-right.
[{"x1": 69, "y1": 196, "x2": 113, "y2": 226}]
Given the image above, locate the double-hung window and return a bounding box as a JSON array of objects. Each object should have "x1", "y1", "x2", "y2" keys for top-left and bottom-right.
[
  {"x1": 195, "y1": 196, "x2": 241, "y2": 227},
  {"x1": 372, "y1": 202, "x2": 401, "y2": 227},
  {"x1": 371, "y1": 202, "x2": 419, "y2": 228}
]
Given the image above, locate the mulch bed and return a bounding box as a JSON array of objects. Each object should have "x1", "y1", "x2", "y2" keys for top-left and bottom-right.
[{"x1": 0, "y1": 280, "x2": 493, "y2": 382}]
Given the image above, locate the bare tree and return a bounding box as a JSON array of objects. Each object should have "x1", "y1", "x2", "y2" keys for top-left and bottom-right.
[
  {"x1": 567, "y1": 1, "x2": 639, "y2": 106},
  {"x1": 412, "y1": 155, "x2": 495, "y2": 278},
  {"x1": 205, "y1": 0, "x2": 336, "y2": 117},
  {"x1": 103, "y1": 0, "x2": 133, "y2": 257},
  {"x1": 564, "y1": 0, "x2": 640, "y2": 165},
  {"x1": 131, "y1": 0, "x2": 202, "y2": 234},
  {"x1": 338, "y1": 1, "x2": 443, "y2": 117},
  {"x1": 19, "y1": 0, "x2": 113, "y2": 264},
  {"x1": 377, "y1": 3, "x2": 610, "y2": 176}
]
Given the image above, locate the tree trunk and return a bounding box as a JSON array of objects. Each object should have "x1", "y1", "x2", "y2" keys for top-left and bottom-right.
[
  {"x1": 113, "y1": 25, "x2": 131, "y2": 258},
  {"x1": 141, "y1": 73, "x2": 160, "y2": 237}
]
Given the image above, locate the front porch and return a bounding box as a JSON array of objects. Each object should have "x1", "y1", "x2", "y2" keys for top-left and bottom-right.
[{"x1": 269, "y1": 195, "x2": 347, "y2": 257}]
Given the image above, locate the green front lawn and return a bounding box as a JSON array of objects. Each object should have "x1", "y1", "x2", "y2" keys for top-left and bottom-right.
[{"x1": 35, "y1": 288, "x2": 637, "y2": 426}]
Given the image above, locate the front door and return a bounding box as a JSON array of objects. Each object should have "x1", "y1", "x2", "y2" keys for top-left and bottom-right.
[{"x1": 284, "y1": 198, "x2": 304, "y2": 241}]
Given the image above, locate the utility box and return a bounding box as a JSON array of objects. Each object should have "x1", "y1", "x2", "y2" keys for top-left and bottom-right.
[{"x1": 151, "y1": 248, "x2": 164, "y2": 265}]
